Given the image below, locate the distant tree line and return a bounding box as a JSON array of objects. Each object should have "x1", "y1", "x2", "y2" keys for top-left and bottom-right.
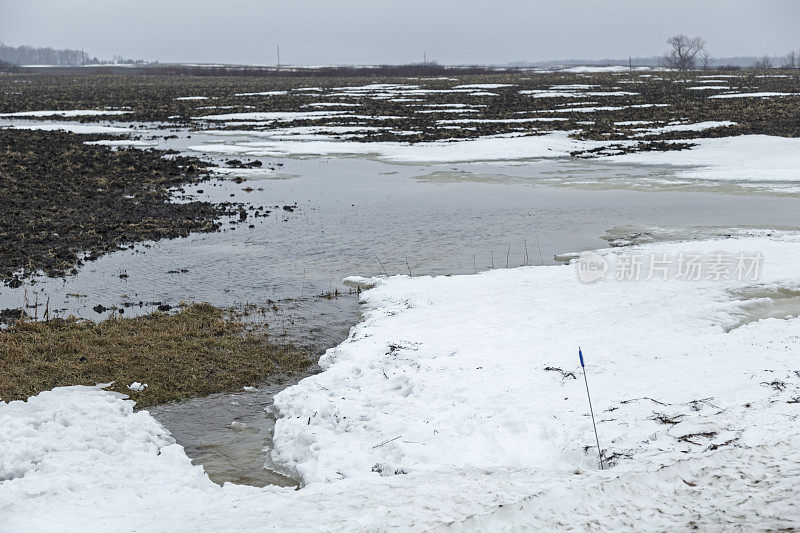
[
  {"x1": 142, "y1": 62, "x2": 502, "y2": 78},
  {"x1": 0, "y1": 59, "x2": 20, "y2": 72},
  {"x1": 0, "y1": 42, "x2": 96, "y2": 66},
  {"x1": 0, "y1": 42, "x2": 143, "y2": 66}
]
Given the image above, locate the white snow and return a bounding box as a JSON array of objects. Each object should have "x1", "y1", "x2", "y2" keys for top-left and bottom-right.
[
  {"x1": 709, "y1": 92, "x2": 797, "y2": 99},
  {"x1": 174, "y1": 96, "x2": 209, "y2": 101},
  {"x1": 4, "y1": 234, "x2": 800, "y2": 530},
  {"x1": 5, "y1": 124, "x2": 136, "y2": 134},
  {"x1": 203, "y1": 125, "x2": 384, "y2": 142},
  {"x1": 195, "y1": 111, "x2": 352, "y2": 122},
  {"x1": 414, "y1": 108, "x2": 480, "y2": 114},
  {"x1": 452, "y1": 83, "x2": 513, "y2": 89},
  {"x1": 208, "y1": 166, "x2": 275, "y2": 178},
  {"x1": 520, "y1": 90, "x2": 638, "y2": 98},
  {"x1": 633, "y1": 121, "x2": 737, "y2": 135},
  {"x1": 234, "y1": 91, "x2": 288, "y2": 97},
  {"x1": 685, "y1": 85, "x2": 732, "y2": 90},
  {"x1": 437, "y1": 117, "x2": 568, "y2": 124},
  {"x1": 305, "y1": 102, "x2": 360, "y2": 107},
  {"x1": 551, "y1": 105, "x2": 627, "y2": 113},
  {"x1": 188, "y1": 131, "x2": 598, "y2": 163},
  {"x1": 549, "y1": 84, "x2": 601, "y2": 90},
  {"x1": 605, "y1": 134, "x2": 800, "y2": 181},
  {"x1": 127, "y1": 382, "x2": 148, "y2": 391},
  {"x1": 84, "y1": 139, "x2": 156, "y2": 147},
  {"x1": 559, "y1": 65, "x2": 633, "y2": 73},
  {"x1": 0, "y1": 110, "x2": 131, "y2": 117}
]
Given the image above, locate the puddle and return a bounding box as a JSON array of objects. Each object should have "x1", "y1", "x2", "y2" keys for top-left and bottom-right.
[
  {"x1": 147, "y1": 295, "x2": 358, "y2": 488},
  {"x1": 600, "y1": 225, "x2": 796, "y2": 248},
  {"x1": 148, "y1": 376, "x2": 308, "y2": 487},
  {"x1": 726, "y1": 286, "x2": 800, "y2": 331}
]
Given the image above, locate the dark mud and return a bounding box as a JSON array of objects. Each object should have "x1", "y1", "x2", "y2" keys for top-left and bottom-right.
[
  {"x1": 0, "y1": 129, "x2": 243, "y2": 285},
  {"x1": 1, "y1": 71, "x2": 798, "y2": 144}
]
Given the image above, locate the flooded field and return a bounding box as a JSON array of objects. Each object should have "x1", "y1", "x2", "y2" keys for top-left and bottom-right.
[
  {"x1": 5, "y1": 138, "x2": 800, "y2": 484},
  {"x1": 3, "y1": 71, "x2": 800, "y2": 489},
  {"x1": 3, "y1": 122, "x2": 800, "y2": 322}
]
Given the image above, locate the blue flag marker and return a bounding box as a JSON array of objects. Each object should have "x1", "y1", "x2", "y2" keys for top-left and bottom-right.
[{"x1": 579, "y1": 347, "x2": 603, "y2": 470}]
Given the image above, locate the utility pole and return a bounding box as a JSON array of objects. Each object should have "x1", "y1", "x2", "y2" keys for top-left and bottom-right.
[
  {"x1": 424, "y1": 52, "x2": 427, "y2": 66},
  {"x1": 277, "y1": 45, "x2": 280, "y2": 70}
]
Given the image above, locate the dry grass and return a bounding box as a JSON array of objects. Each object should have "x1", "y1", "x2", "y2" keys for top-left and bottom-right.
[{"x1": 0, "y1": 303, "x2": 313, "y2": 407}]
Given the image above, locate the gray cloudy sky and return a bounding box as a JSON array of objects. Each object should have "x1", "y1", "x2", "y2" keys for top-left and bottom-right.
[{"x1": 1, "y1": 0, "x2": 798, "y2": 65}]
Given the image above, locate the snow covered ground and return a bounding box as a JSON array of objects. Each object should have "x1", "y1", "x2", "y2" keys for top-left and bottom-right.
[
  {"x1": 606, "y1": 135, "x2": 800, "y2": 181},
  {"x1": 2, "y1": 232, "x2": 800, "y2": 530},
  {"x1": 188, "y1": 131, "x2": 601, "y2": 163},
  {"x1": 183, "y1": 127, "x2": 800, "y2": 185},
  {"x1": 0, "y1": 109, "x2": 131, "y2": 118}
]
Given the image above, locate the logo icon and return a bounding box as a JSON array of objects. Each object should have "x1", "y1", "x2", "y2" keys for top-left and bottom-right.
[{"x1": 576, "y1": 251, "x2": 608, "y2": 283}]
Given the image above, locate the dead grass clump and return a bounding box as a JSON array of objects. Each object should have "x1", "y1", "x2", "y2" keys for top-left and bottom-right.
[{"x1": 0, "y1": 303, "x2": 313, "y2": 408}]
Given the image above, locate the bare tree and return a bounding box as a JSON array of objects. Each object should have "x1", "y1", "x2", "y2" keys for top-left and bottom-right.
[
  {"x1": 662, "y1": 35, "x2": 707, "y2": 70},
  {"x1": 753, "y1": 55, "x2": 773, "y2": 71},
  {"x1": 699, "y1": 49, "x2": 711, "y2": 70},
  {"x1": 780, "y1": 50, "x2": 797, "y2": 69}
]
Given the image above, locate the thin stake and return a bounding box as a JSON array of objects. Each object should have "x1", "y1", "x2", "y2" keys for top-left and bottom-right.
[
  {"x1": 579, "y1": 347, "x2": 603, "y2": 470},
  {"x1": 405, "y1": 256, "x2": 412, "y2": 276},
  {"x1": 534, "y1": 230, "x2": 545, "y2": 266},
  {"x1": 375, "y1": 253, "x2": 389, "y2": 276}
]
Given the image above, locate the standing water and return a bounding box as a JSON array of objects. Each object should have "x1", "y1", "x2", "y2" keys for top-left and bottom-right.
[{"x1": 3, "y1": 122, "x2": 800, "y2": 486}]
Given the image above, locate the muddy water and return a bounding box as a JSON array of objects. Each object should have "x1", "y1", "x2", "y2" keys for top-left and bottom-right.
[
  {"x1": 3, "y1": 149, "x2": 800, "y2": 321},
  {"x1": 146, "y1": 295, "x2": 358, "y2": 488},
  {"x1": 147, "y1": 375, "x2": 309, "y2": 487},
  {"x1": 4, "y1": 120, "x2": 800, "y2": 487}
]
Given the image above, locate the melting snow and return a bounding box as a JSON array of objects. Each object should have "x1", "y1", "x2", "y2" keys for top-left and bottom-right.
[{"x1": 3, "y1": 234, "x2": 800, "y2": 530}]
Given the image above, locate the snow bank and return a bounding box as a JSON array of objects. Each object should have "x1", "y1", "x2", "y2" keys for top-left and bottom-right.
[
  {"x1": 3, "y1": 234, "x2": 800, "y2": 530},
  {"x1": 605, "y1": 134, "x2": 800, "y2": 181},
  {"x1": 272, "y1": 234, "x2": 800, "y2": 484}
]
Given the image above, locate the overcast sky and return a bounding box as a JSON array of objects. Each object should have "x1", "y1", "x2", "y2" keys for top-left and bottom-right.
[{"x1": 2, "y1": 0, "x2": 798, "y2": 65}]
